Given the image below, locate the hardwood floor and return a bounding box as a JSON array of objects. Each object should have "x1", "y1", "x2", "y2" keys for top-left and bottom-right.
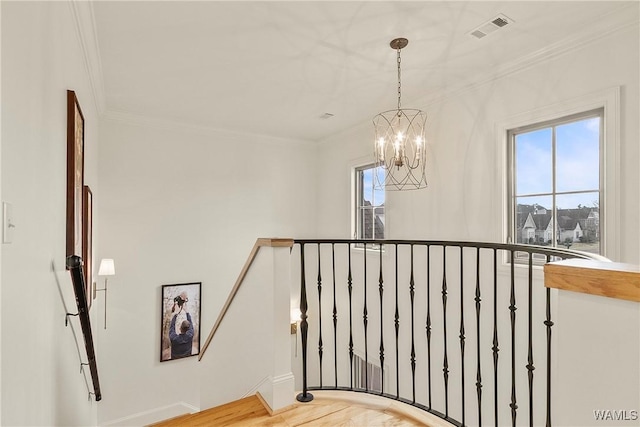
[{"x1": 149, "y1": 391, "x2": 453, "y2": 426}]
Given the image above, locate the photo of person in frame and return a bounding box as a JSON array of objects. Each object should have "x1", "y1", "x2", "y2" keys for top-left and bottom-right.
[{"x1": 160, "y1": 282, "x2": 201, "y2": 362}]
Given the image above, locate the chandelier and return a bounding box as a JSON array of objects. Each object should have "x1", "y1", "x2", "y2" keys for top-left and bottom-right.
[{"x1": 373, "y1": 38, "x2": 427, "y2": 190}]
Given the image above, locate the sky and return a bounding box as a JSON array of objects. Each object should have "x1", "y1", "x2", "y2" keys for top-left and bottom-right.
[
  {"x1": 362, "y1": 166, "x2": 385, "y2": 206},
  {"x1": 515, "y1": 116, "x2": 600, "y2": 210}
]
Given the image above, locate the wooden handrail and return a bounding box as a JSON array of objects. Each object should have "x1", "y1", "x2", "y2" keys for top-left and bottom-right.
[
  {"x1": 198, "y1": 238, "x2": 294, "y2": 361},
  {"x1": 544, "y1": 259, "x2": 640, "y2": 302},
  {"x1": 67, "y1": 255, "x2": 102, "y2": 400}
]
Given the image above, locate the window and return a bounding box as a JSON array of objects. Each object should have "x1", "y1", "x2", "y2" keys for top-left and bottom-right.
[
  {"x1": 508, "y1": 109, "x2": 603, "y2": 255},
  {"x1": 355, "y1": 164, "x2": 385, "y2": 240}
]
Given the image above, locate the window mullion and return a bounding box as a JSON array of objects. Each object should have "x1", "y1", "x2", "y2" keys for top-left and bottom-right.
[
  {"x1": 552, "y1": 125, "x2": 557, "y2": 247},
  {"x1": 508, "y1": 131, "x2": 515, "y2": 244}
]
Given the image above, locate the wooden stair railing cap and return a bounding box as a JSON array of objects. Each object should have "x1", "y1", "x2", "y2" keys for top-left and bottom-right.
[
  {"x1": 544, "y1": 259, "x2": 640, "y2": 303},
  {"x1": 198, "y1": 238, "x2": 294, "y2": 360},
  {"x1": 256, "y1": 238, "x2": 295, "y2": 247}
]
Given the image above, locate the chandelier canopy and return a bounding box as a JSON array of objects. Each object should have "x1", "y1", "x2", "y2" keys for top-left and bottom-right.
[{"x1": 373, "y1": 38, "x2": 427, "y2": 190}]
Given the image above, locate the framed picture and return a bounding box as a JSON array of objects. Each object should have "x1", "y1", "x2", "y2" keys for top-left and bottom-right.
[
  {"x1": 66, "y1": 90, "x2": 84, "y2": 262},
  {"x1": 82, "y1": 186, "x2": 93, "y2": 309},
  {"x1": 160, "y1": 282, "x2": 201, "y2": 362}
]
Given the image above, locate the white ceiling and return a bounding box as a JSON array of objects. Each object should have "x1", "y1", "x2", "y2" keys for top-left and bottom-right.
[{"x1": 92, "y1": 1, "x2": 634, "y2": 142}]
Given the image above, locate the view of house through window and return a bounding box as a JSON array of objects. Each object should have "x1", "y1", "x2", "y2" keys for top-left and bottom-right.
[
  {"x1": 509, "y1": 109, "x2": 603, "y2": 255},
  {"x1": 355, "y1": 164, "x2": 385, "y2": 240}
]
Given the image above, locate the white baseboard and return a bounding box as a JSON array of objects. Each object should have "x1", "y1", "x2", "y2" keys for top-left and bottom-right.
[
  {"x1": 100, "y1": 374, "x2": 293, "y2": 426},
  {"x1": 243, "y1": 375, "x2": 271, "y2": 398},
  {"x1": 256, "y1": 372, "x2": 295, "y2": 413},
  {"x1": 100, "y1": 401, "x2": 199, "y2": 427}
]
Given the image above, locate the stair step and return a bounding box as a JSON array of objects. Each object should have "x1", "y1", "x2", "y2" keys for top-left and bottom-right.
[{"x1": 148, "y1": 395, "x2": 266, "y2": 426}]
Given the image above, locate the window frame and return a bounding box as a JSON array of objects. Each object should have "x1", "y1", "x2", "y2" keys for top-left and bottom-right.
[
  {"x1": 507, "y1": 108, "x2": 604, "y2": 255},
  {"x1": 496, "y1": 87, "x2": 620, "y2": 263},
  {"x1": 353, "y1": 163, "x2": 385, "y2": 243}
]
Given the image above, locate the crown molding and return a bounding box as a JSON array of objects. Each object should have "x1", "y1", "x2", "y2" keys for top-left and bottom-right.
[
  {"x1": 68, "y1": 0, "x2": 106, "y2": 115},
  {"x1": 68, "y1": 0, "x2": 636, "y2": 145},
  {"x1": 101, "y1": 109, "x2": 317, "y2": 147},
  {"x1": 422, "y1": 3, "x2": 639, "y2": 109}
]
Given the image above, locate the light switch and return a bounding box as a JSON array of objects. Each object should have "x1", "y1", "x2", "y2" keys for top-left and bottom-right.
[{"x1": 3, "y1": 202, "x2": 14, "y2": 244}]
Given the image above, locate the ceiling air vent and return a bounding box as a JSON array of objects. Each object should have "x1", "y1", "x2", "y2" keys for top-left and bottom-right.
[
  {"x1": 469, "y1": 13, "x2": 514, "y2": 39},
  {"x1": 492, "y1": 16, "x2": 509, "y2": 27}
]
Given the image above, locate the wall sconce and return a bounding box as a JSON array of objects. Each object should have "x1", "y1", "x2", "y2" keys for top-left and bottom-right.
[
  {"x1": 94, "y1": 258, "x2": 115, "y2": 330},
  {"x1": 291, "y1": 308, "x2": 301, "y2": 357},
  {"x1": 290, "y1": 308, "x2": 301, "y2": 334}
]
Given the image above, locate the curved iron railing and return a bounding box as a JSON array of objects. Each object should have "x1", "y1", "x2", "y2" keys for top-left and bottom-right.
[{"x1": 293, "y1": 239, "x2": 603, "y2": 427}]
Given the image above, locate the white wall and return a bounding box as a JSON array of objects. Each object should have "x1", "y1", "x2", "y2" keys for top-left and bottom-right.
[
  {"x1": 315, "y1": 20, "x2": 639, "y2": 427},
  {"x1": 556, "y1": 291, "x2": 639, "y2": 427},
  {"x1": 0, "y1": 3, "x2": 4, "y2": 422},
  {"x1": 1, "y1": 2, "x2": 100, "y2": 426},
  {"x1": 96, "y1": 117, "x2": 317, "y2": 424},
  {"x1": 199, "y1": 245, "x2": 295, "y2": 414}
]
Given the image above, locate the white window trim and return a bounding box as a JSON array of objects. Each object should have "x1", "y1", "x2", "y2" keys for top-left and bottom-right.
[
  {"x1": 495, "y1": 86, "x2": 620, "y2": 262},
  {"x1": 349, "y1": 157, "x2": 387, "y2": 250},
  {"x1": 349, "y1": 156, "x2": 370, "y2": 241}
]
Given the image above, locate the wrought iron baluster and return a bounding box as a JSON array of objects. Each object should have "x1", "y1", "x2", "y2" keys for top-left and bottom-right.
[
  {"x1": 410, "y1": 244, "x2": 416, "y2": 404},
  {"x1": 510, "y1": 251, "x2": 518, "y2": 427},
  {"x1": 475, "y1": 248, "x2": 482, "y2": 427},
  {"x1": 459, "y1": 247, "x2": 466, "y2": 426},
  {"x1": 492, "y1": 249, "x2": 499, "y2": 426},
  {"x1": 296, "y1": 243, "x2": 313, "y2": 402},
  {"x1": 379, "y1": 243, "x2": 385, "y2": 395},
  {"x1": 332, "y1": 243, "x2": 338, "y2": 389},
  {"x1": 426, "y1": 244, "x2": 432, "y2": 408},
  {"x1": 395, "y1": 243, "x2": 400, "y2": 398},
  {"x1": 442, "y1": 246, "x2": 449, "y2": 418},
  {"x1": 545, "y1": 254, "x2": 553, "y2": 427},
  {"x1": 363, "y1": 242, "x2": 369, "y2": 391},
  {"x1": 527, "y1": 252, "x2": 535, "y2": 427},
  {"x1": 317, "y1": 244, "x2": 323, "y2": 388},
  {"x1": 348, "y1": 244, "x2": 354, "y2": 390}
]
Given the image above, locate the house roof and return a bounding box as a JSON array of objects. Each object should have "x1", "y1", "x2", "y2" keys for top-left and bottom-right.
[
  {"x1": 558, "y1": 215, "x2": 579, "y2": 230},
  {"x1": 361, "y1": 200, "x2": 384, "y2": 239},
  {"x1": 517, "y1": 205, "x2": 598, "y2": 232},
  {"x1": 532, "y1": 213, "x2": 552, "y2": 231}
]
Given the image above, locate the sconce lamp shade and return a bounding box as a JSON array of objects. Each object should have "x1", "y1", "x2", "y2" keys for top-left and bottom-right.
[
  {"x1": 98, "y1": 259, "x2": 115, "y2": 276},
  {"x1": 290, "y1": 308, "x2": 302, "y2": 323}
]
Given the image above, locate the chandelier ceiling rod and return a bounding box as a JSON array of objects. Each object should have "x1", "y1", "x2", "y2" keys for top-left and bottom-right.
[{"x1": 392, "y1": 38, "x2": 407, "y2": 112}]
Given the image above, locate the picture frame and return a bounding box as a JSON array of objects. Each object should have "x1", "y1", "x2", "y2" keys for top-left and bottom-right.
[
  {"x1": 160, "y1": 282, "x2": 201, "y2": 362},
  {"x1": 82, "y1": 185, "x2": 93, "y2": 309},
  {"x1": 66, "y1": 90, "x2": 84, "y2": 262}
]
